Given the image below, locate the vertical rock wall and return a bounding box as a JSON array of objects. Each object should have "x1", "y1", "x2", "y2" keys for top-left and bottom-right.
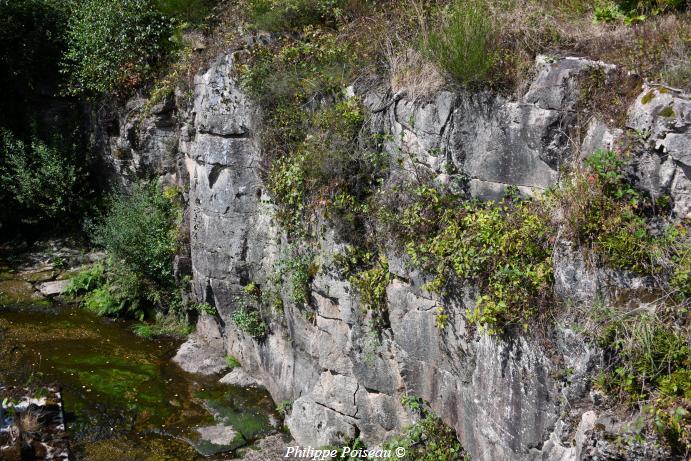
[{"x1": 99, "y1": 50, "x2": 690, "y2": 460}]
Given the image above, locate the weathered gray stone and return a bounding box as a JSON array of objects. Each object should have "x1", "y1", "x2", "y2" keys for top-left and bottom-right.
[
  {"x1": 220, "y1": 368, "x2": 263, "y2": 388},
  {"x1": 100, "y1": 49, "x2": 688, "y2": 461},
  {"x1": 173, "y1": 333, "x2": 227, "y2": 375},
  {"x1": 37, "y1": 279, "x2": 70, "y2": 297},
  {"x1": 627, "y1": 84, "x2": 691, "y2": 218}
]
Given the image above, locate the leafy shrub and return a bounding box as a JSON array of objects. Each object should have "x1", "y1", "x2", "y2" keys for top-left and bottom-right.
[
  {"x1": 553, "y1": 149, "x2": 691, "y2": 278},
  {"x1": 63, "y1": 0, "x2": 174, "y2": 95},
  {"x1": 0, "y1": 0, "x2": 69, "y2": 132},
  {"x1": 67, "y1": 183, "x2": 182, "y2": 321},
  {"x1": 424, "y1": 0, "x2": 493, "y2": 85},
  {"x1": 65, "y1": 264, "x2": 105, "y2": 296},
  {"x1": 380, "y1": 404, "x2": 467, "y2": 461},
  {"x1": 348, "y1": 255, "x2": 391, "y2": 326},
  {"x1": 231, "y1": 304, "x2": 268, "y2": 339},
  {"x1": 384, "y1": 185, "x2": 553, "y2": 334},
  {"x1": 0, "y1": 129, "x2": 88, "y2": 226},
  {"x1": 247, "y1": 0, "x2": 345, "y2": 31},
  {"x1": 92, "y1": 182, "x2": 180, "y2": 289},
  {"x1": 274, "y1": 251, "x2": 315, "y2": 305}
]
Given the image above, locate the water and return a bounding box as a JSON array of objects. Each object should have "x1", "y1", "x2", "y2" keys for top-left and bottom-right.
[{"x1": 0, "y1": 293, "x2": 279, "y2": 459}]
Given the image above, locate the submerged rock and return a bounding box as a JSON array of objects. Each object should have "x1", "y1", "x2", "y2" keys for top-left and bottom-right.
[
  {"x1": 172, "y1": 333, "x2": 227, "y2": 375},
  {"x1": 191, "y1": 423, "x2": 245, "y2": 457},
  {"x1": 219, "y1": 368, "x2": 264, "y2": 388}
]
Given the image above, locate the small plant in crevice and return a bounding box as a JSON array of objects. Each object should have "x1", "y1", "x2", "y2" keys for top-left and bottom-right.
[
  {"x1": 276, "y1": 399, "x2": 293, "y2": 417},
  {"x1": 273, "y1": 249, "x2": 316, "y2": 306},
  {"x1": 231, "y1": 295, "x2": 269, "y2": 340},
  {"x1": 336, "y1": 246, "x2": 391, "y2": 331},
  {"x1": 225, "y1": 355, "x2": 241, "y2": 369},
  {"x1": 379, "y1": 398, "x2": 467, "y2": 461}
]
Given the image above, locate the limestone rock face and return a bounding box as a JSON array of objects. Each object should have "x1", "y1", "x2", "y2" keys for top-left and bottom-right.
[
  {"x1": 96, "y1": 95, "x2": 179, "y2": 188},
  {"x1": 101, "y1": 52, "x2": 690, "y2": 461},
  {"x1": 627, "y1": 84, "x2": 691, "y2": 219}
]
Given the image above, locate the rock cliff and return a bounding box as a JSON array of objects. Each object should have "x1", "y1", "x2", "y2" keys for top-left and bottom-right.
[{"x1": 98, "y1": 50, "x2": 690, "y2": 460}]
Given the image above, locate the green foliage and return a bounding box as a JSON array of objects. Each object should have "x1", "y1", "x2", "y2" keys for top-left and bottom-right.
[
  {"x1": 225, "y1": 355, "x2": 241, "y2": 369},
  {"x1": 400, "y1": 394, "x2": 423, "y2": 412},
  {"x1": 388, "y1": 185, "x2": 553, "y2": 334},
  {"x1": 63, "y1": 0, "x2": 174, "y2": 95},
  {"x1": 132, "y1": 312, "x2": 193, "y2": 338},
  {"x1": 0, "y1": 0, "x2": 70, "y2": 132},
  {"x1": 594, "y1": 0, "x2": 684, "y2": 24},
  {"x1": 231, "y1": 304, "x2": 268, "y2": 339},
  {"x1": 67, "y1": 183, "x2": 183, "y2": 321},
  {"x1": 65, "y1": 264, "x2": 105, "y2": 296},
  {"x1": 597, "y1": 314, "x2": 689, "y2": 400},
  {"x1": 276, "y1": 399, "x2": 292, "y2": 417},
  {"x1": 555, "y1": 150, "x2": 691, "y2": 283},
  {"x1": 239, "y1": 28, "x2": 387, "y2": 238},
  {"x1": 380, "y1": 405, "x2": 467, "y2": 461},
  {"x1": 274, "y1": 250, "x2": 315, "y2": 305},
  {"x1": 348, "y1": 255, "x2": 391, "y2": 320},
  {"x1": 593, "y1": 308, "x2": 690, "y2": 454},
  {"x1": 195, "y1": 301, "x2": 217, "y2": 316},
  {"x1": 247, "y1": 0, "x2": 345, "y2": 32},
  {"x1": 92, "y1": 182, "x2": 180, "y2": 289},
  {"x1": 0, "y1": 129, "x2": 87, "y2": 225},
  {"x1": 424, "y1": 0, "x2": 493, "y2": 85},
  {"x1": 156, "y1": 0, "x2": 215, "y2": 24}
]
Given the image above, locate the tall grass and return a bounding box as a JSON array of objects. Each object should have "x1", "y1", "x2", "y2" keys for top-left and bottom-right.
[{"x1": 424, "y1": 0, "x2": 493, "y2": 85}]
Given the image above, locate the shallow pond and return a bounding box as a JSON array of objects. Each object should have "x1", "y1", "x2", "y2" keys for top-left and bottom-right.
[{"x1": 0, "y1": 301, "x2": 279, "y2": 460}]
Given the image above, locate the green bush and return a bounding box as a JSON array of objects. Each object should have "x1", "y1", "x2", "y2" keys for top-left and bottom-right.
[
  {"x1": 65, "y1": 264, "x2": 105, "y2": 296},
  {"x1": 594, "y1": 309, "x2": 690, "y2": 454},
  {"x1": 0, "y1": 0, "x2": 69, "y2": 132},
  {"x1": 379, "y1": 405, "x2": 467, "y2": 461},
  {"x1": 386, "y1": 185, "x2": 553, "y2": 334},
  {"x1": 273, "y1": 251, "x2": 315, "y2": 305},
  {"x1": 231, "y1": 304, "x2": 268, "y2": 339},
  {"x1": 348, "y1": 255, "x2": 391, "y2": 324},
  {"x1": 63, "y1": 0, "x2": 174, "y2": 95},
  {"x1": 92, "y1": 182, "x2": 180, "y2": 289},
  {"x1": 247, "y1": 0, "x2": 345, "y2": 31},
  {"x1": 424, "y1": 0, "x2": 493, "y2": 85},
  {"x1": 0, "y1": 129, "x2": 87, "y2": 225}
]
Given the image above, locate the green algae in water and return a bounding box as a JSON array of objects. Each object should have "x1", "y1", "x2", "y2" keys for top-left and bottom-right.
[
  {"x1": 196, "y1": 386, "x2": 277, "y2": 440},
  {"x1": 0, "y1": 301, "x2": 278, "y2": 460}
]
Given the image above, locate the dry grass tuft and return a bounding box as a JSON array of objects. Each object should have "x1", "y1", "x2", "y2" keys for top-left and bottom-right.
[{"x1": 386, "y1": 43, "x2": 444, "y2": 101}]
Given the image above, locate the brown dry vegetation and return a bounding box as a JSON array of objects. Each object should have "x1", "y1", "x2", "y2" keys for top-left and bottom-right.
[{"x1": 150, "y1": 0, "x2": 688, "y2": 102}]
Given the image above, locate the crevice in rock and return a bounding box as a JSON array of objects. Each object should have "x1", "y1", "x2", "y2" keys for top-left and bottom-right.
[{"x1": 207, "y1": 164, "x2": 224, "y2": 189}]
